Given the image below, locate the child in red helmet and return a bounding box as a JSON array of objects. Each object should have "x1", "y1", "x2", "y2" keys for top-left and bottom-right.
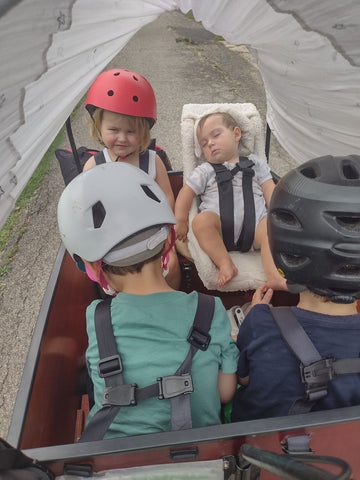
[{"x1": 83, "y1": 69, "x2": 180, "y2": 289}]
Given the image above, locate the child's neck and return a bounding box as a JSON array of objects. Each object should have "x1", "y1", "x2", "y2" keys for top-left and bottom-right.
[
  {"x1": 297, "y1": 290, "x2": 358, "y2": 315},
  {"x1": 109, "y1": 260, "x2": 174, "y2": 295}
]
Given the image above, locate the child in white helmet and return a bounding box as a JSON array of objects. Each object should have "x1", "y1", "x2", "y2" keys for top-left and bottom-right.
[{"x1": 57, "y1": 162, "x2": 238, "y2": 440}]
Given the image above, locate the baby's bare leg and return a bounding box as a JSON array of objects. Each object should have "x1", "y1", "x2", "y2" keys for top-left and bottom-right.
[
  {"x1": 255, "y1": 217, "x2": 288, "y2": 291},
  {"x1": 192, "y1": 211, "x2": 238, "y2": 286}
]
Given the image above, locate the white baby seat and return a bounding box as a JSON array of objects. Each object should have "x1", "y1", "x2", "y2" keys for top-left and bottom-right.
[{"x1": 180, "y1": 103, "x2": 267, "y2": 292}]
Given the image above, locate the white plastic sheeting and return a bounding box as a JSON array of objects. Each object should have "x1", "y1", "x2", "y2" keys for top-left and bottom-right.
[{"x1": 0, "y1": 0, "x2": 359, "y2": 229}]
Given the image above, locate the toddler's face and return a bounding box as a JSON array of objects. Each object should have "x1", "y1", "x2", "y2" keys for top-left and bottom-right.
[
  {"x1": 100, "y1": 110, "x2": 140, "y2": 158},
  {"x1": 197, "y1": 114, "x2": 241, "y2": 164}
]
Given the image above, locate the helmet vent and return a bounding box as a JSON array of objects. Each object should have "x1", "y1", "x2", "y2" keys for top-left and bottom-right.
[
  {"x1": 141, "y1": 185, "x2": 161, "y2": 203},
  {"x1": 335, "y1": 265, "x2": 360, "y2": 277},
  {"x1": 132, "y1": 75, "x2": 139, "y2": 81},
  {"x1": 280, "y1": 253, "x2": 309, "y2": 268},
  {"x1": 133, "y1": 96, "x2": 139, "y2": 102},
  {"x1": 271, "y1": 210, "x2": 302, "y2": 229},
  {"x1": 92, "y1": 201, "x2": 106, "y2": 228},
  {"x1": 342, "y1": 162, "x2": 360, "y2": 179},
  {"x1": 335, "y1": 215, "x2": 360, "y2": 232},
  {"x1": 299, "y1": 165, "x2": 318, "y2": 179},
  {"x1": 107, "y1": 90, "x2": 114, "y2": 97}
]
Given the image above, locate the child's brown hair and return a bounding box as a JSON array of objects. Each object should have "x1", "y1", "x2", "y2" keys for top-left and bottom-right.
[{"x1": 197, "y1": 112, "x2": 239, "y2": 135}]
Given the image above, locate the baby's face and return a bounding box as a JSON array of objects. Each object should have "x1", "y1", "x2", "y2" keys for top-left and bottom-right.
[{"x1": 197, "y1": 114, "x2": 241, "y2": 164}]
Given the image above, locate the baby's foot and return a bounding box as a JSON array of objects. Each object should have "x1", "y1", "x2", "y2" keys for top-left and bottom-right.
[{"x1": 217, "y1": 261, "x2": 238, "y2": 287}]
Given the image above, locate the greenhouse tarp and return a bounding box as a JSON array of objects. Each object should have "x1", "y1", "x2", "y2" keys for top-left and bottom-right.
[{"x1": 0, "y1": 0, "x2": 359, "y2": 229}]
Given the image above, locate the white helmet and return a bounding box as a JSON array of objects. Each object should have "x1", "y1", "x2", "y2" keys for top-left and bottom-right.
[{"x1": 57, "y1": 162, "x2": 176, "y2": 265}]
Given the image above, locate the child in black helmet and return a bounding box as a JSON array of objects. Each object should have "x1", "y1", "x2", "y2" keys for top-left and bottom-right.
[
  {"x1": 231, "y1": 154, "x2": 360, "y2": 422},
  {"x1": 57, "y1": 162, "x2": 239, "y2": 440}
]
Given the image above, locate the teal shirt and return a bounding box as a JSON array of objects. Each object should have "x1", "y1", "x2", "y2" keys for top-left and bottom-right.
[{"x1": 85, "y1": 290, "x2": 239, "y2": 439}]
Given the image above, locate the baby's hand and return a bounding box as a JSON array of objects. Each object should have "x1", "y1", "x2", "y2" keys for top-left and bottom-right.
[
  {"x1": 251, "y1": 285, "x2": 273, "y2": 307},
  {"x1": 175, "y1": 221, "x2": 188, "y2": 242}
]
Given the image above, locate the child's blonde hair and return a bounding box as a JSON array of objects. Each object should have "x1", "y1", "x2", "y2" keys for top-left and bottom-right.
[{"x1": 90, "y1": 109, "x2": 151, "y2": 154}]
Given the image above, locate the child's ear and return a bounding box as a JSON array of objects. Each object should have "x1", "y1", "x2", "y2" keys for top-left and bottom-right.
[
  {"x1": 83, "y1": 259, "x2": 101, "y2": 281},
  {"x1": 234, "y1": 126, "x2": 242, "y2": 141}
]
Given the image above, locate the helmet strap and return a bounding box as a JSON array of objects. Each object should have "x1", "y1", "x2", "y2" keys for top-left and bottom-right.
[
  {"x1": 286, "y1": 280, "x2": 307, "y2": 294},
  {"x1": 115, "y1": 151, "x2": 137, "y2": 161},
  {"x1": 84, "y1": 260, "x2": 116, "y2": 296},
  {"x1": 161, "y1": 225, "x2": 176, "y2": 275}
]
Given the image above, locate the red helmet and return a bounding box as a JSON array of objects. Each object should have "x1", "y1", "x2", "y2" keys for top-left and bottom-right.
[{"x1": 85, "y1": 69, "x2": 157, "y2": 127}]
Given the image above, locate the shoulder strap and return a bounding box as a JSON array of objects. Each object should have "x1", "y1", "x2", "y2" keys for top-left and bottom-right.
[
  {"x1": 94, "y1": 151, "x2": 106, "y2": 165},
  {"x1": 79, "y1": 293, "x2": 215, "y2": 442},
  {"x1": 236, "y1": 157, "x2": 256, "y2": 252},
  {"x1": 79, "y1": 298, "x2": 126, "y2": 442},
  {"x1": 139, "y1": 149, "x2": 149, "y2": 173},
  {"x1": 211, "y1": 163, "x2": 236, "y2": 251},
  {"x1": 170, "y1": 292, "x2": 214, "y2": 430},
  {"x1": 270, "y1": 307, "x2": 360, "y2": 414},
  {"x1": 210, "y1": 158, "x2": 255, "y2": 252}
]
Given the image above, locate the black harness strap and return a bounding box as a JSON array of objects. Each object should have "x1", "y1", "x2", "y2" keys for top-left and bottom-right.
[
  {"x1": 139, "y1": 149, "x2": 149, "y2": 173},
  {"x1": 94, "y1": 151, "x2": 106, "y2": 166},
  {"x1": 94, "y1": 150, "x2": 150, "y2": 173},
  {"x1": 270, "y1": 307, "x2": 360, "y2": 414},
  {"x1": 211, "y1": 157, "x2": 255, "y2": 252},
  {"x1": 79, "y1": 293, "x2": 214, "y2": 442}
]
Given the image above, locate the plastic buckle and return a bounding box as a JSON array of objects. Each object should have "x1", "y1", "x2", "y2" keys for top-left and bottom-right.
[
  {"x1": 98, "y1": 355, "x2": 122, "y2": 378},
  {"x1": 187, "y1": 326, "x2": 211, "y2": 351},
  {"x1": 300, "y1": 357, "x2": 335, "y2": 386},
  {"x1": 239, "y1": 158, "x2": 255, "y2": 171},
  {"x1": 102, "y1": 383, "x2": 137, "y2": 406},
  {"x1": 215, "y1": 169, "x2": 233, "y2": 184},
  {"x1": 157, "y1": 374, "x2": 194, "y2": 399},
  {"x1": 242, "y1": 167, "x2": 255, "y2": 178}
]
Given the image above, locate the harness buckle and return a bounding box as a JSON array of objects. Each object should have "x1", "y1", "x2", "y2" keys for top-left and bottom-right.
[
  {"x1": 242, "y1": 167, "x2": 255, "y2": 178},
  {"x1": 300, "y1": 357, "x2": 335, "y2": 385},
  {"x1": 98, "y1": 355, "x2": 122, "y2": 378},
  {"x1": 215, "y1": 169, "x2": 233, "y2": 184},
  {"x1": 300, "y1": 357, "x2": 335, "y2": 401},
  {"x1": 157, "y1": 374, "x2": 194, "y2": 399},
  {"x1": 102, "y1": 383, "x2": 137, "y2": 406},
  {"x1": 187, "y1": 326, "x2": 211, "y2": 351}
]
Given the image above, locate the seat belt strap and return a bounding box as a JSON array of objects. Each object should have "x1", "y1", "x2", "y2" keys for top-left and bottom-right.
[
  {"x1": 94, "y1": 151, "x2": 106, "y2": 165},
  {"x1": 139, "y1": 149, "x2": 149, "y2": 173},
  {"x1": 79, "y1": 299, "x2": 124, "y2": 442},
  {"x1": 270, "y1": 307, "x2": 360, "y2": 414},
  {"x1": 170, "y1": 292, "x2": 214, "y2": 430},
  {"x1": 236, "y1": 157, "x2": 256, "y2": 252},
  {"x1": 212, "y1": 163, "x2": 236, "y2": 251},
  {"x1": 211, "y1": 157, "x2": 255, "y2": 252},
  {"x1": 270, "y1": 306, "x2": 327, "y2": 414}
]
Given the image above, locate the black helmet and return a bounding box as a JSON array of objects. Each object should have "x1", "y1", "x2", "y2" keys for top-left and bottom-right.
[{"x1": 268, "y1": 154, "x2": 360, "y2": 303}]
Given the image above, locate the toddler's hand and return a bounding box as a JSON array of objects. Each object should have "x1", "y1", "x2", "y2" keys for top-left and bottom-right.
[
  {"x1": 251, "y1": 285, "x2": 273, "y2": 307},
  {"x1": 175, "y1": 221, "x2": 188, "y2": 242}
]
